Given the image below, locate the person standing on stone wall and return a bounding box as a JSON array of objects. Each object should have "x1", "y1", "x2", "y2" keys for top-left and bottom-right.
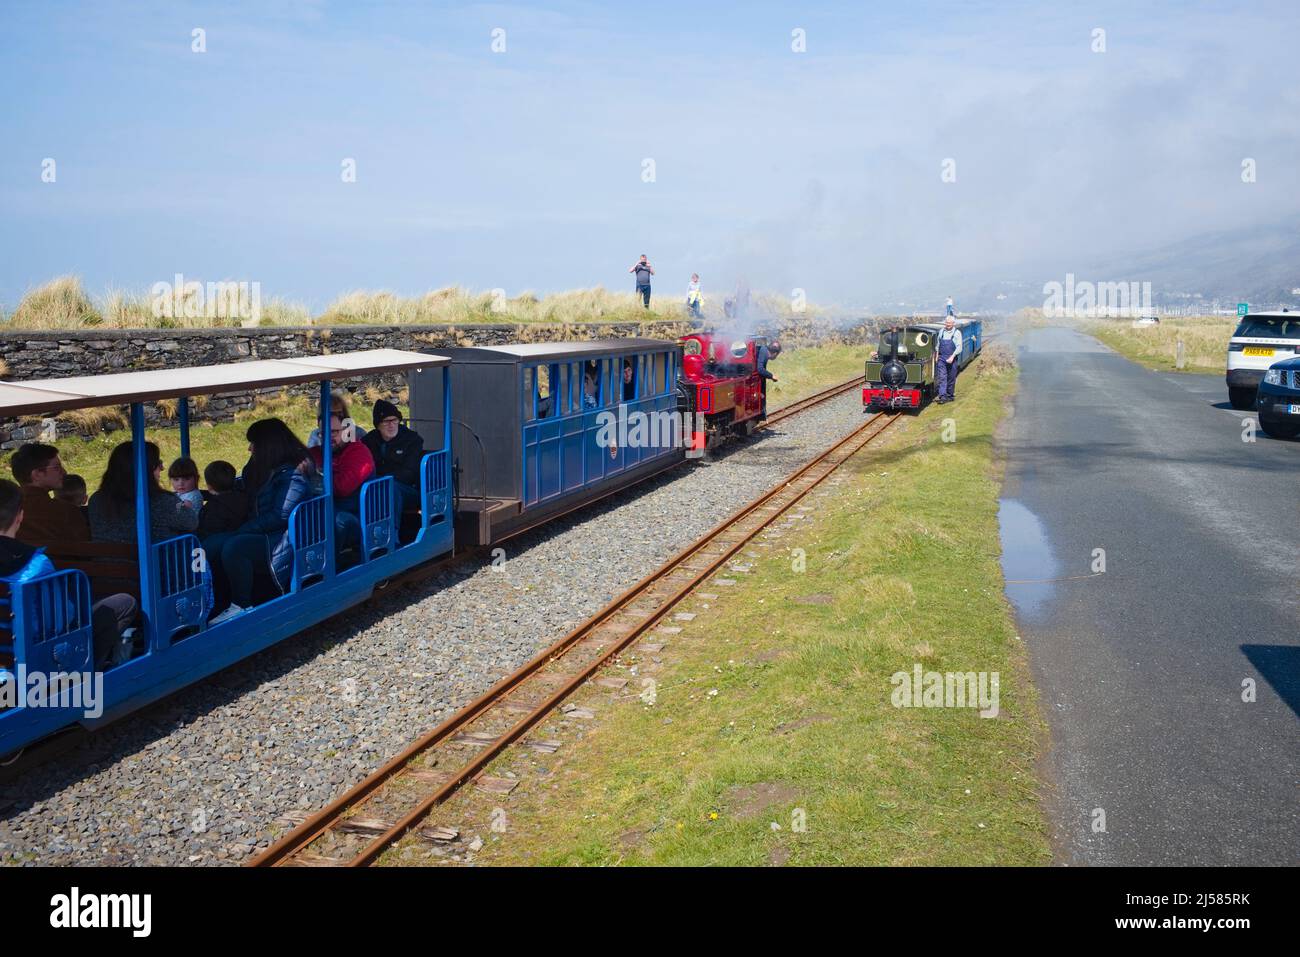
[
  {"x1": 629, "y1": 254, "x2": 654, "y2": 308},
  {"x1": 686, "y1": 273, "x2": 703, "y2": 318}
]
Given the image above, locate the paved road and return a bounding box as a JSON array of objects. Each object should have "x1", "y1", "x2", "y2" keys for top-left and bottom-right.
[{"x1": 1000, "y1": 326, "x2": 1298, "y2": 866}]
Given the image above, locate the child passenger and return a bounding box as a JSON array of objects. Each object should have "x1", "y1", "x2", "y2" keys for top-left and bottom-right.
[
  {"x1": 168, "y1": 457, "x2": 204, "y2": 510},
  {"x1": 57, "y1": 474, "x2": 88, "y2": 508},
  {"x1": 198, "y1": 460, "x2": 249, "y2": 538}
]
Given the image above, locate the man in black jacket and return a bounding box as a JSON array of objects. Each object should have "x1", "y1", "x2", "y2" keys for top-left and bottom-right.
[
  {"x1": 629, "y1": 254, "x2": 654, "y2": 308},
  {"x1": 363, "y1": 400, "x2": 425, "y2": 512},
  {"x1": 756, "y1": 339, "x2": 782, "y2": 419}
]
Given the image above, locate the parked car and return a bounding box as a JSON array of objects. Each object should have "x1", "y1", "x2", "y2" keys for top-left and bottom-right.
[
  {"x1": 1226, "y1": 310, "x2": 1300, "y2": 409},
  {"x1": 1255, "y1": 355, "x2": 1300, "y2": 439}
]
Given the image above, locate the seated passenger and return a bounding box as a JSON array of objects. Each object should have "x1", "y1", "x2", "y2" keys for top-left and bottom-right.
[
  {"x1": 57, "y1": 473, "x2": 88, "y2": 508},
  {"x1": 582, "y1": 362, "x2": 599, "y2": 408},
  {"x1": 206, "y1": 419, "x2": 317, "y2": 624},
  {"x1": 198, "y1": 460, "x2": 249, "y2": 538},
  {"x1": 168, "y1": 457, "x2": 205, "y2": 509},
  {"x1": 0, "y1": 479, "x2": 138, "y2": 668},
  {"x1": 8, "y1": 443, "x2": 90, "y2": 546},
  {"x1": 308, "y1": 412, "x2": 375, "y2": 552},
  {"x1": 362, "y1": 400, "x2": 423, "y2": 513},
  {"x1": 623, "y1": 360, "x2": 636, "y2": 401},
  {"x1": 88, "y1": 441, "x2": 200, "y2": 544},
  {"x1": 307, "y1": 393, "x2": 367, "y2": 448}
]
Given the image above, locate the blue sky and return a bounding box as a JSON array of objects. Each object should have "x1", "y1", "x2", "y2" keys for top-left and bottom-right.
[{"x1": 2, "y1": 0, "x2": 1297, "y2": 311}]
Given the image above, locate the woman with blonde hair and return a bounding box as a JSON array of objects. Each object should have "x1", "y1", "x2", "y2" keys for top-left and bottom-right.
[{"x1": 307, "y1": 392, "x2": 366, "y2": 447}]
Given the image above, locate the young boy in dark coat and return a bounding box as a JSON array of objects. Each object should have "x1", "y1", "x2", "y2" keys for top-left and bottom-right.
[{"x1": 198, "y1": 461, "x2": 249, "y2": 538}]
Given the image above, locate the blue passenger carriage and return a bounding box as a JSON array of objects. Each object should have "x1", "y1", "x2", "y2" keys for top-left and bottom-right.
[
  {"x1": 410, "y1": 339, "x2": 684, "y2": 546},
  {"x1": 0, "y1": 349, "x2": 454, "y2": 758}
]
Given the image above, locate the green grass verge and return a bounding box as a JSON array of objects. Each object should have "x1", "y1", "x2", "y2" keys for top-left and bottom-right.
[
  {"x1": 1081, "y1": 316, "x2": 1235, "y2": 375},
  {"x1": 389, "y1": 347, "x2": 1050, "y2": 866},
  {"x1": 764, "y1": 343, "x2": 864, "y2": 409}
]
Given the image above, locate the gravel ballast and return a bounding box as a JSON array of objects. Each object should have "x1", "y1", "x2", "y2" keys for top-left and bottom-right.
[{"x1": 0, "y1": 394, "x2": 869, "y2": 865}]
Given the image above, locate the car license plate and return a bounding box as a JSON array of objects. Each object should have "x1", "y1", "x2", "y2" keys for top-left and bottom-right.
[
  {"x1": 1243, "y1": 347, "x2": 1274, "y2": 357},
  {"x1": 1289, "y1": 405, "x2": 1300, "y2": 415}
]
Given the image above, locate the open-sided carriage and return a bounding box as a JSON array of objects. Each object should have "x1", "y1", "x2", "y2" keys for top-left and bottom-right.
[{"x1": 0, "y1": 350, "x2": 455, "y2": 760}]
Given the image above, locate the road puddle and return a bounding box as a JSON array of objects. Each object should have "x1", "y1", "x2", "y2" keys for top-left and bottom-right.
[{"x1": 998, "y1": 499, "x2": 1058, "y2": 622}]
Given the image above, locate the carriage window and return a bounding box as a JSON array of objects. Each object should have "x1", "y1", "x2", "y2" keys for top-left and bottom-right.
[
  {"x1": 653, "y1": 352, "x2": 667, "y2": 394},
  {"x1": 523, "y1": 366, "x2": 535, "y2": 422},
  {"x1": 621, "y1": 357, "x2": 637, "y2": 402},
  {"x1": 638, "y1": 355, "x2": 647, "y2": 398},
  {"x1": 605, "y1": 359, "x2": 616, "y2": 407},
  {"x1": 537, "y1": 364, "x2": 557, "y2": 419},
  {"x1": 581, "y1": 360, "x2": 600, "y2": 409},
  {"x1": 559, "y1": 364, "x2": 570, "y2": 415}
]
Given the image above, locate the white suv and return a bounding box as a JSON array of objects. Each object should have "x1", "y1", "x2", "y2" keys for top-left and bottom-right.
[{"x1": 1226, "y1": 310, "x2": 1300, "y2": 409}]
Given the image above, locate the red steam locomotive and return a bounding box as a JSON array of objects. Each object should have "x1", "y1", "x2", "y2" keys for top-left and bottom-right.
[{"x1": 677, "y1": 331, "x2": 767, "y2": 457}]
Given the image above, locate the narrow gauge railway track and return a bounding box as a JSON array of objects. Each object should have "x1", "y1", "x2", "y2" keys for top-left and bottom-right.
[
  {"x1": 250, "y1": 407, "x2": 899, "y2": 867},
  {"x1": 377, "y1": 373, "x2": 867, "y2": 593},
  {"x1": 765, "y1": 375, "x2": 865, "y2": 424}
]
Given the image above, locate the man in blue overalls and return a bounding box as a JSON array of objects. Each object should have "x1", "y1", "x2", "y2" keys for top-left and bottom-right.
[{"x1": 935, "y1": 316, "x2": 962, "y2": 404}]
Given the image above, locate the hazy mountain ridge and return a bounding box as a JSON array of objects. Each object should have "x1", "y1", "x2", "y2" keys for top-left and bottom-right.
[{"x1": 869, "y1": 221, "x2": 1300, "y2": 314}]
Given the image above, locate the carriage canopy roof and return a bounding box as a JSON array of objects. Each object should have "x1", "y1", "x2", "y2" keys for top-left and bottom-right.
[
  {"x1": 435, "y1": 338, "x2": 677, "y2": 363},
  {"x1": 0, "y1": 348, "x2": 448, "y2": 418}
]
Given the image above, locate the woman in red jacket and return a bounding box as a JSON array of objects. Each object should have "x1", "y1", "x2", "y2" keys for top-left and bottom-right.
[{"x1": 308, "y1": 412, "x2": 375, "y2": 556}]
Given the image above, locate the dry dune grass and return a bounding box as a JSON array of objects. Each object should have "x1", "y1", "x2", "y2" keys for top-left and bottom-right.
[
  {"x1": 3, "y1": 276, "x2": 313, "y2": 330},
  {"x1": 4, "y1": 276, "x2": 828, "y2": 331},
  {"x1": 9, "y1": 275, "x2": 103, "y2": 327},
  {"x1": 57, "y1": 405, "x2": 127, "y2": 435},
  {"x1": 317, "y1": 285, "x2": 685, "y2": 326},
  {"x1": 1082, "y1": 315, "x2": 1236, "y2": 373}
]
